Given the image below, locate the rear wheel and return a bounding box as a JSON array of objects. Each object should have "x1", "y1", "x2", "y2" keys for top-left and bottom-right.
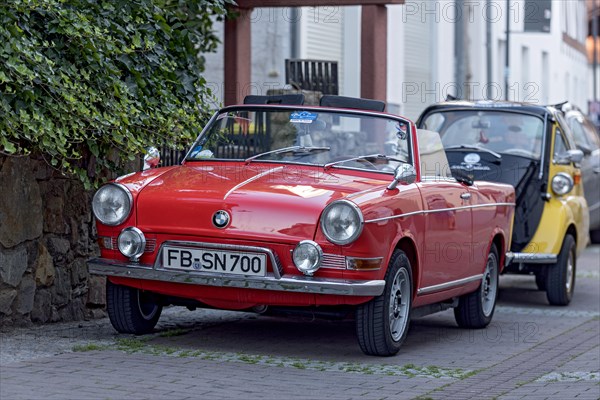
[
  {"x1": 454, "y1": 244, "x2": 499, "y2": 328},
  {"x1": 107, "y1": 280, "x2": 163, "y2": 334},
  {"x1": 546, "y1": 234, "x2": 576, "y2": 306},
  {"x1": 356, "y1": 250, "x2": 412, "y2": 356}
]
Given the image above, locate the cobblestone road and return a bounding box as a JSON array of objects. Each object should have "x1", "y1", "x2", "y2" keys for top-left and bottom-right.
[{"x1": 1, "y1": 246, "x2": 599, "y2": 400}]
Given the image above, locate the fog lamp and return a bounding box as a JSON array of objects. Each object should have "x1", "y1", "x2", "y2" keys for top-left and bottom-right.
[
  {"x1": 292, "y1": 240, "x2": 323, "y2": 276},
  {"x1": 117, "y1": 227, "x2": 146, "y2": 261}
]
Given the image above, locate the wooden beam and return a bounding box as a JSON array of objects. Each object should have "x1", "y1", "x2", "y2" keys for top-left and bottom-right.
[
  {"x1": 236, "y1": 0, "x2": 403, "y2": 8},
  {"x1": 224, "y1": 8, "x2": 253, "y2": 105},
  {"x1": 361, "y1": 5, "x2": 387, "y2": 102}
]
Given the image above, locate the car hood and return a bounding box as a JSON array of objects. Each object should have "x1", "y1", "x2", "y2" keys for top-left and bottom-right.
[{"x1": 135, "y1": 163, "x2": 390, "y2": 243}]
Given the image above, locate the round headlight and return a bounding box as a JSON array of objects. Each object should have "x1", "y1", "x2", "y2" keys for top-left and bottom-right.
[
  {"x1": 292, "y1": 240, "x2": 323, "y2": 276},
  {"x1": 551, "y1": 173, "x2": 574, "y2": 196},
  {"x1": 321, "y1": 200, "x2": 364, "y2": 245},
  {"x1": 117, "y1": 227, "x2": 146, "y2": 260},
  {"x1": 92, "y1": 183, "x2": 133, "y2": 226}
]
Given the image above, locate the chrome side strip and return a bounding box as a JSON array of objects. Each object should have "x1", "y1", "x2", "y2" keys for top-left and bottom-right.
[
  {"x1": 417, "y1": 274, "x2": 483, "y2": 295},
  {"x1": 505, "y1": 252, "x2": 557, "y2": 265},
  {"x1": 223, "y1": 166, "x2": 284, "y2": 199},
  {"x1": 365, "y1": 202, "x2": 516, "y2": 223},
  {"x1": 88, "y1": 258, "x2": 385, "y2": 297}
]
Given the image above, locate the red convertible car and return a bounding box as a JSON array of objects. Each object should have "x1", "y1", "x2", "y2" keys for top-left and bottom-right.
[{"x1": 89, "y1": 95, "x2": 515, "y2": 356}]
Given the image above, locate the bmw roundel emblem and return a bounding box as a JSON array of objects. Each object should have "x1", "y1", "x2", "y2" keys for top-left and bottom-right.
[{"x1": 212, "y1": 210, "x2": 230, "y2": 228}]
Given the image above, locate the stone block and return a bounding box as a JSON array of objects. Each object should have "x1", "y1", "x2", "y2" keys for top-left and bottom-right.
[
  {"x1": 87, "y1": 275, "x2": 106, "y2": 306},
  {"x1": 51, "y1": 267, "x2": 71, "y2": 307},
  {"x1": 0, "y1": 157, "x2": 43, "y2": 248},
  {"x1": 69, "y1": 258, "x2": 88, "y2": 285},
  {"x1": 46, "y1": 237, "x2": 71, "y2": 257},
  {"x1": 0, "y1": 288, "x2": 17, "y2": 315},
  {"x1": 0, "y1": 246, "x2": 28, "y2": 287},
  {"x1": 34, "y1": 243, "x2": 55, "y2": 287},
  {"x1": 30, "y1": 289, "x2": 52, "y2": 323},
  {"x1": 15, "y1": 275, "x2": 35, "y2": 315}
]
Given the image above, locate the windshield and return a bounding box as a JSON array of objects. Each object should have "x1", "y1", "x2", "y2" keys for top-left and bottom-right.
[
  {"x1": 421, "y1": 110, "x2": 544, "y2": 159},
  {"x1": 186, "y1": 107, "x2": 412, "y2": 172}
]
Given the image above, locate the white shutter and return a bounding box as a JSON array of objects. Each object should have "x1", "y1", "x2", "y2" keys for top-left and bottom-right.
[
  {"x1": 403, "y1": 12, "x2": 433, "y2": 121},
  {"x1": 301, "y1": 6, "x2": 344, "y2": 94}
]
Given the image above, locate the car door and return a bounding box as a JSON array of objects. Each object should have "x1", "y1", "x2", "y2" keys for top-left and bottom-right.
[
  {"x1": 418, "y1": 179, "x2": 473, "y2": 289},
  {"x1": 581, "y1": 119, "x2": 600, "y2": 230},
  {"x1": 416, "y1": 129, "x2": 474, "y2": 291},
  {"x1": 567, "y1": 115, "x2": 600, "y2": 230}
]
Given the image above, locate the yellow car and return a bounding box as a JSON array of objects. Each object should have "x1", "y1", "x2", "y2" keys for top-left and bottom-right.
[{"x1": 418, "y1": 100, "x2": 589, "y2": 306}]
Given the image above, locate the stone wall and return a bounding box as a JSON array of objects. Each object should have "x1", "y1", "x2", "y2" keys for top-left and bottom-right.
[{"x1": 0, "y1": 155, "x2": 105, "y2": 327}]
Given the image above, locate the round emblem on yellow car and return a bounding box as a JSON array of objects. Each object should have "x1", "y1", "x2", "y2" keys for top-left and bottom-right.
[{"x1": 212, "y1": 210, "x2": 230, "y2": 228}]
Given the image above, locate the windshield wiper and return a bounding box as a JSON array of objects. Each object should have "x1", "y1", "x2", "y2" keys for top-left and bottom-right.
[
  {"x1": 323, "y1": 154, "x2": 407, "y2": 170},
  {"x1": 244, "y1": 146, "x2": 330, "y2": 165},
  {"x1": 445, "y1": 145, "x2": 502, "y2": 160}
]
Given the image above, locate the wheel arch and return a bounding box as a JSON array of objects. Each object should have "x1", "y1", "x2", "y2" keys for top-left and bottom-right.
[
  {"x1": 566, "y1": 223, "x2": 577, "y2": 244},
  {"x1": 394, "y1": 237, "x2": 419, "y2": 300},
  {"x1": 492, "y1": 233, "x2": 505, "y2": 271}
]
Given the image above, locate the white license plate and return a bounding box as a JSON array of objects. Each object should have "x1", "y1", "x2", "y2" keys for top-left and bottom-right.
[{"x1": 162, "y1": 247, "x2": 266, "y2": 276}]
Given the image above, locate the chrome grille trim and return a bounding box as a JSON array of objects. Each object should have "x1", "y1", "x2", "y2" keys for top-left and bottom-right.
[{"x1": 321, "y1": 253, "x2": 346, "y2": 269}]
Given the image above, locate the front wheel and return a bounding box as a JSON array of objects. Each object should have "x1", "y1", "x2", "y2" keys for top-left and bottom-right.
[
  {"x1": 546, "y1": 234, "x2": 576, "y2": 306},
  {"x1": 356, "y1": 250, "x2": 413, "y2": 356},
  {"x1": 454, "y1": 244, "x2": 499, "y2": 328},
  {"x1": 106, "y1": 280, "x2": 163, "y2": 334}
]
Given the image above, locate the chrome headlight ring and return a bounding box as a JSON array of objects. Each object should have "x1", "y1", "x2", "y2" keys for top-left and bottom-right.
[
  {"x1": 92, "y1": 183, "x2": 133, "y2": 226},
  {"x1": 320, "y1": 200, "x2": 364, "y2": 245},
  {"x1": 117, "y1": 227, "x2": 146, "y2": 261},
  {"x1": 551, "y1": 172, "x2": 574, "y2": 196},
  {"x1": 292, "y1": 240, "x2": 323, "y2": 276}
]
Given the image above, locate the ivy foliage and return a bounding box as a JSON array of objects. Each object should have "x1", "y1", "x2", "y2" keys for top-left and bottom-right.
[{"x1": 0, "y1": 0, "x2": 233, "y2": 187}]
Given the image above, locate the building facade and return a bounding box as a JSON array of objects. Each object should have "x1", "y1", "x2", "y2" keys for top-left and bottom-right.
[{"x1": 202, "y1": 1, "x2": 591, "y2": 122}]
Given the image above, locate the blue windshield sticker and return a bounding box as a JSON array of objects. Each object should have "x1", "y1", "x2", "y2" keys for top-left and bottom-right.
[{"x1": 290, "y1": 111, "x2": 318, "y2": 124}]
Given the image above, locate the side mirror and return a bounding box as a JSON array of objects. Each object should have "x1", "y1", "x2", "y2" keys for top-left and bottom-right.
[
  {"x1": 143, "y1": 147, "x2": 160, "y2": 170},
  {"x1": 555, "y1": 149, "x2": 584, "y2": 165},
  {"x1": 576, "y1": 143, "x2": 592, "y2": 156},
  {"x1": 387, "y1": 164, "x2": 417, "y2": 190}
]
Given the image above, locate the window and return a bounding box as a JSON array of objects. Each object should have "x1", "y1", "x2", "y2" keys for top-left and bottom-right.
[{"x1": 553, "y1": 128, "x2": 569, "y2": 160}]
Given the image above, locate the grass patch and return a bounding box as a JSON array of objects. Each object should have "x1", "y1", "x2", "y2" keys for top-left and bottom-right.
[
  {"x1": 159, "y1": 328, "x2": 191, "y2": 338},
  {"x1": 72, "y1": 343, "x2": 106, "y2": 352}
]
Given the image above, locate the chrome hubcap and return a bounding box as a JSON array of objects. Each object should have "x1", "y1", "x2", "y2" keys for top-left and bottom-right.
[
  {"x1": 481, "y1": 252, "x2": 498, "y2": 317},
  {"x1": 389, "y1": 268, "x2": 410, "y2": 341},
  {"x1": 565, "y1": 252, "x2": 574, "y2": 293}
]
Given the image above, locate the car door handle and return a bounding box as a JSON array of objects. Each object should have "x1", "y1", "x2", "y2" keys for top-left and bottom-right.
[{"x1": 460, "y1": 192, "x2": 471, "y2": 200}]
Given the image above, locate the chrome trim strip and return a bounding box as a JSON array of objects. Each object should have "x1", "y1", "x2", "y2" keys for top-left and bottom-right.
[
  {"x1": 365, "y1": 202, "x2": 516, "y2": 223},
  {"x1": 88, "y1": 258, "x2": 385, "y2": 297},
  {"x1": 417, "y1": 274, "x2": 483, "y2": 295},
  {"x1": 156, "y1": 240, "x2": 283, "y2": 279},
  {"x1": 505, "y1": 252, "x2": 557, "y2": 264},
  {"x1": 223, "y1": 166, "x2": 284, "y2": 200}
]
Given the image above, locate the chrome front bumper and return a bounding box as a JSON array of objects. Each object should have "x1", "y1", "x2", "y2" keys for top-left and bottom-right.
[
  {"x1": 88, "y1": 258, "x2": 385, "y2": 297},
  {"x1": 505, "y1": 252, "x2": 558, "y2": 266}
]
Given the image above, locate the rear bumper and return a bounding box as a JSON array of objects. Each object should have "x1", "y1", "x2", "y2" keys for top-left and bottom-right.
[
  {"x1": 88, "y1": 258, "x2": 385, "y2": 297},
  {"x1": 505, "y1": 252, "x2": 557, "y2": 266}
]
